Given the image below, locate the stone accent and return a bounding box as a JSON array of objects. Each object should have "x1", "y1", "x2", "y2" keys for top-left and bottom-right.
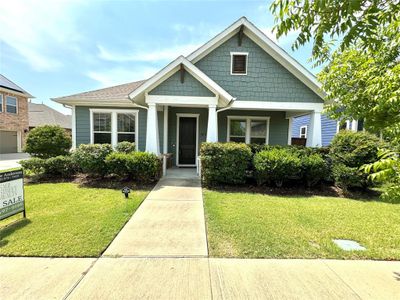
[{"x1": 0, "y1": 90, "x2": 29, "y2": 150}]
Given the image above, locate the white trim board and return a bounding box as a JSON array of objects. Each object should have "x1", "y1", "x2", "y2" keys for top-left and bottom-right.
[
  {"x1": 176, "y1": 113, "x2": 199, "y2": 167},
  {"x1": 89, "y1": 108, "x2": 139, "y2": 149},
  {"x1": 187, "y1": 17, "x2": 324, "y2": 99},
  {"x1": 231, "y1": 100, "x2": 324, "y2": 112},
  {"x1": 230, "y1": 52, "x2": 248, "y2": 75},
  {"x1": 227, "y1": 115, "x2": 270, "y2": 145},
  {"x1": 146, "y1": 95, "x2": 218, "y2": 106}
]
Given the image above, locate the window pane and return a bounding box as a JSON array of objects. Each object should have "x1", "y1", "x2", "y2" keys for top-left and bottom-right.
[
  {"x1": 250, "y1": 137, "x2": 265, "y2": 145},
  {"x1": 118, "y1": 133, "x2": 135, "y2": 143},
  {"x1": 6, "y1": 104, "x2": 17, "y2": 114},
  {"x1": 117, "y1": 113, "x2": 135, "y2": 132},
  {"x1": 230, "y1": 120, "x2": 246, "y2": 136},
  {"x1": 230, "y1": 137, "x2": 246, "y2": 143},
  {"x1": 94, "y1": 133, "x2": 111, "y2": 144},
  {"x1": 250, "y1": 121, "x2": 266, "y2": 137},
  {"x1": 93, "y1": 113, "x2": 111, "y2": 131},
  {"x1": 6, "y1": 96, "x2": 17, "y2": 106}
]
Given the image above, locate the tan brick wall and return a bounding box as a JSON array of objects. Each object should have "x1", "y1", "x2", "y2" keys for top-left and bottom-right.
[{"x1": 0, "y1": 90, "x2": 29, "y2": 150}]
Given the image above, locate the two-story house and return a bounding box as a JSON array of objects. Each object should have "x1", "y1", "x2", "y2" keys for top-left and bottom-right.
[
  {"x1": 53, "y1": 17, "x2": 324, "y2": 167},
  {"x1": 0, "y1": 74, "x2": 34, "y2": 154}
]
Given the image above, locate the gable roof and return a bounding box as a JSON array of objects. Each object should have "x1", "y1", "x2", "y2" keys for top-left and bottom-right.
[
  {"x1": 0, "y1": 74, "x2": 34, "y2": 98},
  {"x1": 128, "y1": 56, "x2": 234, "y2": 106},
  {"x1": 52, "y1": 80, "x2": 146, "y2": 105},
  {"x1": 187, "y1": 17, "x2": 323, "y2": 98},
  {"x1": 29, "y1": 102, "x2": 71, "y2": 129}
]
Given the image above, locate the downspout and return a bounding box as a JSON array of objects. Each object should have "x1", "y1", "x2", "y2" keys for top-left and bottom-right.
[{"x1": 216, "y1": 98, "x2": 236, "y2": 113}]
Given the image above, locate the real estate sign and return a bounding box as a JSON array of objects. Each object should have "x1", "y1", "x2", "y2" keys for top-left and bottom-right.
[{"x1": 0, "y1": 169, "x2": 25, "y2": 220}]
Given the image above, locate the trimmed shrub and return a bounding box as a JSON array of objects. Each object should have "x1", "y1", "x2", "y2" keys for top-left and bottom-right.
[
  {"x1": 115, "y1": 141, "x2": 136, "y2": 154},
  {"x1": 300, "y1": 153, "x2": 329, "y2": 187},
  {"x1": 44, "y1": 156, "x2": 76, "y2": 178},
  {"x1": 200, "y1": 142, "x2": 252, "y2": 185},
  {"x1": 128, "y1": 152, "x2": 161, "y2": 182},
  {"x1": 72, "y1": 144, "x2": 113, "y2": 177},
  {"x1": 329, "y1": 131, "x2": 381, "y2": 188},
  {"x1": 20, "y1": 157, "x2": 46, "y2": 175},
  {"x1": 105, "y1": 152, "x2": 130, "y2": 177},
  {"x1": 254, "y1": 148, "x2": 302, "y2": 187},
  {"x1": 25, "y1": 125, "x2": 72, "y2": 158}
]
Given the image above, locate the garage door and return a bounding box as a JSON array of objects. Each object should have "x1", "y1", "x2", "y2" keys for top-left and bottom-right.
[{"x1": 0, "y1": 131, "x2": 18, "y2": 154}]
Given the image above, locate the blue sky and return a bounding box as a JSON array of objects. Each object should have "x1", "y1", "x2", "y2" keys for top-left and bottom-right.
[{"x1": 0, "y1": 0, "x2": 318, "y2": 115}]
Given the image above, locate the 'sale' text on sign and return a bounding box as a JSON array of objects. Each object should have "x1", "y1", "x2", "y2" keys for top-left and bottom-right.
[{"x1": 0, "y1": 169, "x2": 25, "y2": 220}]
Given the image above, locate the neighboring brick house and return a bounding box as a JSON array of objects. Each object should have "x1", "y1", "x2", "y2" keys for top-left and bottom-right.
[
  {"x1": 0, "y1": 74, "x2": 34, "y2": 154},
  {"x1": 53, "y1": 17, "x2": 325, "y2": 167}
]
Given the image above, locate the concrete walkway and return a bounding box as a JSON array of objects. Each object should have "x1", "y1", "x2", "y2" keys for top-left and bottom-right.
[
  {"x1": 0, "y1": 153, "x2": 30, "y2": 170},
  {"x1": 103, "y1": 168, "x2": 208, "y2": 257}
]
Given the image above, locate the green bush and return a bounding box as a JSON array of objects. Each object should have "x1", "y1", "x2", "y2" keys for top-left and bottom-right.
[
  {"x1": 72, "y1": 144, "x2": 113, "y2": 177},
  {"x1": 105, "y1": 151, "x2": 161, "y2": 182},
  {"x1": 128, "y1": 152, "x2": 161, "y2": 182},
  {"x1": 105, "y1": 152, "x2": 130, "y2": 177},
  {"x1": 20, "y1": 157, "x2": 46, "y2": 175},
  {"x1": 300, "y1": 153, "x2": 329, "y2": 187},
  {"x1": 254, "y1": 148, "x2": 302, "y2": 187},
  {"x1": 200, "y1": 142, "x2": 252, "y2": 185},
  {"x1": 24, "y1": 125, "x2": 72, "y2": 158},
  {"x1": 44, "y1": 156, "x2": 76, "y2": 178},
  {"x1": 115, "y1": 141, "x2": 136, "y2": 153},
  {"x1": 329, "y1": 131, "x2": 381, "y2": 188}
]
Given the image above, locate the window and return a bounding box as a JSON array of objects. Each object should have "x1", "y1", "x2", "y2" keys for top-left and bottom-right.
[
  {"x1": 6, "y1": 96, "x2": 17, "y2": 114},
  {"x1": 90, "y1": 109, "x2": 138, "y2": 147},
  {"x1": 228, "y1": 116, "x2": 269, "y2": 144},
  {"x1": 93, "y1": 112, "x2": 112, "y2": 144},
  {"x1": 0, "y1": 94, "x2": 3, "y2": 112},
  {"x1": 117, "y1": 113, "x2": 136, "y2": 143},
  {"x1": 337, "y1": 120, "x2": 351, "y2": 132},
  {"x1": 299, "y1": 126, "x2": 307, "y2": 138},
  {"x1": 231, "y1": 52, "x2": 248, "y2": 75}
]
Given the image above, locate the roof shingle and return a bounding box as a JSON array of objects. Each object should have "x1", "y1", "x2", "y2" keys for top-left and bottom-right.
[{"x1": 29, "y1": 103, "x2": 71, "y2": 129}]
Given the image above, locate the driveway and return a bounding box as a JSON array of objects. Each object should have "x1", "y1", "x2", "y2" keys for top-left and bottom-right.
[{"x1": 0, "y1": 153, "x2": 29, "y2": 170}]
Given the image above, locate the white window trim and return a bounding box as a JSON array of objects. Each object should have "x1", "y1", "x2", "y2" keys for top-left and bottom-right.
[
  {"x1": 89, "y1": 108, "x2": 139, "y2": 149},
  {"x1": 336, "y1": 120, "x2": 352, "y2": 133},
  {"x1": 0, "y1": 94, "x2": 3, "y2": 113},
  {"x1": 299, "y1": 125, "x2": 307, "y2": 138},
  {"x1": 230, "y1": 52, "x2": 248, "y2": 75},
  {"x1": 6, "y1": 96, "x2": 18, "y2": 114},
  {"x1": 176, "y1": 113, "x2": 199, "y2": 167},
  {"x1": 227, "y1": 116, "x2": 270, "y2": 144}
]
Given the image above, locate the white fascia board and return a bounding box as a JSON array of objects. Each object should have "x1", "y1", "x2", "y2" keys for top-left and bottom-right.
[
  {"x1": 231, "y1": 100, "x2": 324, "y2": 112},
  {"x1": 187, "y1": 17, "x2": 324, "y2": 99},
  {"x1": 129, "y1": 56, "x2": 233, "y2": 105},
  {"x1": 52, "y1": 98, "x2": 142, "y2": 107},
  {"x1": 146, "y1": 95, "x2": 218, "y2": 106}
]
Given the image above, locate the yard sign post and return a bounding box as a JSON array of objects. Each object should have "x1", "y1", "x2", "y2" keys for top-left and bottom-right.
[{"x1": 0, "y1": 169, "x2": 26, "y2": 221}]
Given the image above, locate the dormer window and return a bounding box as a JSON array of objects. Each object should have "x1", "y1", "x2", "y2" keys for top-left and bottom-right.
[{"x1": 231, "y1": 52, "x2": 248, "y2": 75}]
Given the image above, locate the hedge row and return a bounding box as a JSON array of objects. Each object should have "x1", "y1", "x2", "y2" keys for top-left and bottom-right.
[
  {"x1": 200, "y1": 131, "x2": 382, "y2": 189},
  {"x1": 21, "y1": 142, "x2": 161, "y2": 183}
]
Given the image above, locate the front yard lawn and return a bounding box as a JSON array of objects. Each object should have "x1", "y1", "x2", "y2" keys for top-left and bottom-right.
[
  {"x1": 204, "y1": 190, "x2": 400, "y2": 260},
  {"x1": 0, "y1": 183, "x2": 150, "y2": 257}
]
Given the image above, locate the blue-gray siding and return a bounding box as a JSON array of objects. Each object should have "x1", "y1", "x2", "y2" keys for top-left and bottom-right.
[
  {"x1": 195, "y1": 33, "x2": 323, "y2": 103},
  {"x1": 291, "y1": 114, "x2": 337, "y2": 146}
]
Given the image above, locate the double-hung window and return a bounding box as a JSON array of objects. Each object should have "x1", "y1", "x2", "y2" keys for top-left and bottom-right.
[
  {"x1": 91, "y1": 109, "x2": 138, "y2": 147},
  {"x1": 0, "y1": 94, "x2": 3, "y2": 112},
  {"x1": 228, "y1": 116, "x2": 269, "y2": 145},
  {"x1": 6, "y1": 96, "x2": 17, "y2": 114},
  {"x1": 299, "y1": 126, "x2": 307, "y2": 138}
]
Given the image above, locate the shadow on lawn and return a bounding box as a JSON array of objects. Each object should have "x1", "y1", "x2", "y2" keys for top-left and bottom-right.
[{"x1": 0, "y1": 218, "x2": 31, "y2": 248}]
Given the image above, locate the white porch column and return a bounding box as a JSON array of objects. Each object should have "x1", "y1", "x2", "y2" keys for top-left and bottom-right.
[
  {"x1": 306, "y1": 111, "x2": 322, "y2": 147},
  {"x1": 206, "y1": 104, "x2": 218, "y2": 142},
  {"x1": 163, "y1": 105, "x2": 168, "y2": 154},
  {"x1": 146, "y1": 103, "x2": 160, "y2": 155},
  {"x1": 71, "y1": 105, "x2": 76, "y2": 149}
]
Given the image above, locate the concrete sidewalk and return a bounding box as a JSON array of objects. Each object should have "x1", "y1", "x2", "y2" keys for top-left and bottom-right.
[{"x1": 103, "y1": 172, "x2": 208, "y2": 257}]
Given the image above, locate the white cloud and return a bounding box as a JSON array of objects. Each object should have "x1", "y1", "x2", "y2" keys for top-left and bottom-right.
[
  {"x1": 0, "y1": 0, "x2": 83, "y2": 71},
  {"x1": 97, "y1": 43, "x2": 202, "y2": 63},
  {"x1": 87, "y1": 67, "x2": 159, "y2": 87}
]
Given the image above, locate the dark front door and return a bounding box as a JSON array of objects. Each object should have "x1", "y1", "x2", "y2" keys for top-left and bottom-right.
[{"x1": 178, "y1": 117, "x2": 196, "y2": 165}]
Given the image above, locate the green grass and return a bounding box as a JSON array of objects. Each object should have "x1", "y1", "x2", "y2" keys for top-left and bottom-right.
[
  {"x1": 0, "y1": 183, "x2": 150, "y2": 257},
  {"x1": 204, "y1": 189, "x2": 400, "y2": 260}
]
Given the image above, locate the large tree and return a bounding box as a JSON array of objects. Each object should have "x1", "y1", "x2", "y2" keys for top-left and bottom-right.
[{"x1": 270, "y1": 0, "x2": 400, "y2": 140}]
